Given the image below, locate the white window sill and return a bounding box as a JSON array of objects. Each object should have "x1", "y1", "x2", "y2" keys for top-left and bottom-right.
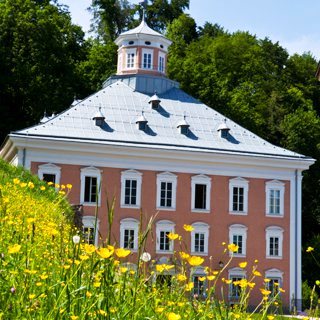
[
  {"x1": 191, "y1": 209, "x2": 210, "y2": 213},
  {"x1": 191, "y1": 251, "x2": 208, "y2": 256},
  {"x1": 266, "y1": 213, "x2": 283, "y2": 218},
  {"x1": 156, "y1": 250, "x2": 173, "y2": 255},
  {"x1": 121, "y1": 205, "x2": 141, "y2": 209},
  {"x1": 156, "y1": 207, "x2": 176, "y2": 211},
  {"x1": 230, "y1": 254, "x2": 246, "y2": 258},
  {"x1": 81, "y1": 202, "x2": 101, "y2": 207},
  {"x1": 266, "y1": 255, "x2": 282, "y2": 260},
  {"x1": 229, "y1": 211, "x2": 247, "y2": 216}
]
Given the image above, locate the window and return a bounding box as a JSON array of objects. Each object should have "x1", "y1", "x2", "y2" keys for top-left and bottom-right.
[
  {"x1": 158, "y1": 53, "x2": 165, "y2": 73},
  {"x1": 265, "y1": 269, "x2": 283, "y2": 298},
  {"x1": 38, "y1": 163, "x2": 61, "y2": 185},
  {"x1": 229, "y1": 177, "x2": 249, "y2": 215},
  {"x1": 121, "y1": 170, "x2": 142, "y2": 208},
  {"x1": 265, "y1": 180, "x2": 285, "y2": 216},
  {"x1": 229, "y1": 224, "x2": 247, "y2": 257},
  {"x1": 156, "y1": 220, "x2": 175, "y2": 253},
  {"x1": 120, "y1": 218, "x2": 139, "y2": 251},
  {"x1": 192, "y1": 267, "x2": 207, "y2": 298},
  {"x1": 126, "y1": 49, "x2": 136, "y2": 69},
  {"x1": 191, "y1": 222, "x2": 209, "y2": 255},
  {"x1": 156, "y1": 172, "x2": 177, "y2": 210},
  {"x1": 266, "y1": 226, "x2": 283, "y2": 259},
  {"x1": 191, "y1": 175, "x2": 211, "y2": 212},
  {"x1": 228, "y1": 268, "x2": 246, "y2": 300},
  {"x1": 142, "y1": 49, "x2": 153, "y2": 69},
  {"x1": 80, "y1": 167, "x2": 101, "y2": 205},
  {"x1": 82, "y1": 216, "x2": 100, "y2": 246}
]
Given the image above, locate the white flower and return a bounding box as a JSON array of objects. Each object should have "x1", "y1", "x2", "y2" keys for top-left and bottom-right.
[
  {"x1": 72, "y1": 235, "x2": 80, "y2": 244},
  {"x1": 140, "y1": 252, "x2": 151, "y2": 262}
]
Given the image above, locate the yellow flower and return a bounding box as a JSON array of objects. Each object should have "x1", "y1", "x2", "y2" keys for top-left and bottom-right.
[
  {"x1": 27, "y1": 218, "x2": 35, "y2": 224},
  {"x1": 187, "y1": 256, "x2": 204, "y2": 266},
  {"x1": 8, "y1": 244, "x2": 21, "y2": 254},
  {"x1": 40, "y1": 186, "x2": 46, "y2": 191},
  {"x1": 179, "y1": 252, "x2": 190, "y2": 260},
  {"x1": 167, "y1": 312, "x2": 181, "y2": 320},
  {"x1": 267, "y1": 316, "x2": 275, "y2": 320},
  {"x1": 224, "y1": 279, "x2": 232, "y2": 284},
  {"x1": 177, "y1": 274, "x2": 187, "y2": 281},
  {"x1": 207, "y1": 275, "x2": 215, "y2": 281},
  {"x1": 29, "y1": 294, "x2": 36, "y2": 299},
  {"x1": 279, "y1": 288, "x2": 285, "y2": 293},
  {"x1": 13, "y1": 178, "x2": 20, "y2": 184},
  {"x1": 79, "y1": 255, "x2": 89, "y2": 261},
  {"x1": 199, "y1": 276, "x2": 206, "y2": 282},
  {"x1": 70, "y1": 316, "x2": 79, "y2": 320},
  {"x1": 93, "y1": 282, "x2": 101, "y2": 287},
  {"x1": 156, "y1": 307, "x2": 164, "y2": 313},
  {"x1": 110, "y1": 307, "x2": 117, "y2": 313},
  {"x1": 253, "y1": 270, "x2": 262, "y2": 277},
  {"x1": 120, "y1": 267, "x2": 128, "y2": 273},
  {"x1": 40, "y1": 274, "x2": 48, "y2": 280},
  {"x1": 28, "y1": 182, "x2": 34, "y2": 189},
  {"x1": 167, "y1": 232, "x2": 179, "y2": 240},
  {"x1": 86, "y1": 291, "x2": 92, "y2": 298},
  {"x1": 264, "y1": 278, "x2": 271, "y2": 283},
  {"x1": 260, "y1": 288, "x2": 271, "y2": 295},
  {"x1": 98, "y1": 310, "x2": 107, "y2": 316},
  {"x1": 67, "y1": 184, "x2": 73, "y2": 189},
  {"x1": 306, "y1": 246, "x2": 314, "y2": 253},
  {"x1": 20, "y1": 182, "x2": 27, "y2": 188},
  {"x1": 239, "y1": 262, "x2": 247, "y2": 268},
  {"x1": 228, "y1": 243, "x2": 239, "y2": 253},
  {"x1": 96, "y1": 247, "x2": 113, "y2": 259},
  {"x1": 36, "y1": 282, "x2": 43, "y2": 287},
  {"x1": 115, "y1": 248, "x2": 131, "y2": 258},
  {"x1": 185, "y1": 282, "x2": 194, "y2": 291},
  {"x1": 83, "y1": 244, "x2": 96, "y2": 254},
  {"x1": 254, "y1": 259, "x2": 259, "y2": 263},
  {"x1": 183, "y1": 224, "x2": 194, "y2": 232},
  {"x1": 156, "y1": 264, "x2": 174, "y2": 273}
]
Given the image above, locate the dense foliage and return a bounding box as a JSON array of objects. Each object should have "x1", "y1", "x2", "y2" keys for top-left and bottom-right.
[{"x1": 0, "y1": 0, "x2": 319, "y2": 286}]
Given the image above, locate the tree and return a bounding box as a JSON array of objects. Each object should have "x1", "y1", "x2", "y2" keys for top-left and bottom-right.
[{"x1": 0, "y1": 0, "x2": 88, "y2": 140}]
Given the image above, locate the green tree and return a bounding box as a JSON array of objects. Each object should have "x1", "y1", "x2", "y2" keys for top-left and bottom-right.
[{"x1": 0, "y1": 0, "x2": 88, "y2": 140}]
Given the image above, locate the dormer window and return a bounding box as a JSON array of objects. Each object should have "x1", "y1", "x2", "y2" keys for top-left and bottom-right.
[
  {"x1": 148, "y1": 93, "x2": 161, "y2": 109},
  {"x1": 217, "y1": 119, "x2": 230, "y2": 138},
  {"x1": 92, "y1": 107, "x2": 105, "y2": 127},
  {"x1": 136, "y1": 112, "x2": 148, "y2": 131},
  {"x1": 177, "y1": 116, "x2": 190, "y2": 135}
]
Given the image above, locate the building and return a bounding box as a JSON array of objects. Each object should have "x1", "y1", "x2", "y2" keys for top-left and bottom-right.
[{"x1": 0, "y1": 18, "x2": 315, "y2": 310}]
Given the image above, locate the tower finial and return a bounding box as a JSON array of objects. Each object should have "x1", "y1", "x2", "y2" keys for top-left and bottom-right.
[{"x1": 139, "y1": 0, "x2": 147, "y2": 22}]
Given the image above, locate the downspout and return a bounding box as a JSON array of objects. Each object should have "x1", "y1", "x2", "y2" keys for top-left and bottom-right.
[
  {"x1": 294, "y1": 169, "x2": 299, "y2": 311},
  {"x1": 22, "y1": 148, "x2": 26, "y2": 168}
]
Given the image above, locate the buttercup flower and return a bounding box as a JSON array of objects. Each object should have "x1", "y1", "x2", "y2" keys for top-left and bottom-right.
[
  {"x1": 306, "y1": 246, "x2": 314, "y2": 252},
  {"x1": 177, "y1": 274, "x2": 187, "y2": 281},
  {"x1": 183, "y1": 224, "x2": 194, "y2": 232},
  {"x1": 187, "y1": 256, "x2": 204, "y2": 266},
  {"x1": 228, "y1": 243, "x2": 239, "y2": 253},
  {"x1": 8, "y1": 244, "x2": 21, "y2": 254},
  {"x1": 239, "y1": 262, "x2": 247, "y2": 268},
  {"x1": 167, "y1": 232, "x2": 179, "y2": 240},
  {"x1": 115, "y1": 248, "x2": 131, "y2": 258},
  {"x1": 96, "y1": 247, "x2": 113, "y2": 259},
  {"x1": 83, "y1": 244, "x2": 95, "y2": 254},
  {"x1": 185, "y1": 282, "x2": 194, "y2": 291},
  {"x1": 167, "y1": 312, "x2": 181, "y2": 320},
  {"x1": 156, "y1": 264, "x2": 174, "y2": 273}
]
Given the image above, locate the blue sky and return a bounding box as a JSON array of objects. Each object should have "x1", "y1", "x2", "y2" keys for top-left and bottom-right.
[{"x1": 62, "y1": 0, "x2": 320, "y2": 60}]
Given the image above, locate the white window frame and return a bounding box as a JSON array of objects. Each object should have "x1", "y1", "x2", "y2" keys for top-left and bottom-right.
[
  {"x1": 191, "y1": 175, "x2": 211, "y2": 213},
  {"x1": 265, "y1": 180, "x2": 285, "y2": 217},
  {"x1": 38, "y1": 163, "x2": 61, "y2": 185},
  {"x1": 156, "y1": 172, "x2": 177, "y2": 210},
  {"x1": 266, "y1": 226, "x2": 284, "y2": 259},
  {"x1": 126, "y1": 48, "x2": 136, "y2": 69},
  {"x1": 120, "y1": 169, "x2": 142, "y2": 209},
  {"x1": 158, "y1": 52, "x2": 166, "y2": 73},
  {"x1": 191, "y1": 222, "x2": 209, "y2": 255},
  {"x1": 142, "y1": 48, "x2": 153, "y2": 70},
  {"x1": 191, "y1": 267, "x2": 207, "y2": 297},
  {"x1": 228, "y1": 267, "x2": 246, "y2": 300},
  {"x1": 229, "y1": 224, "x2": 247, "y2": 257},
  {"x1": 80, "y1": 166, "x2": 102, "y2": 206},
  {"x1": 156, "y1": 220, "x2": 175, "y2": 254},
  {"x1": 229, "y1": 177, "x2": 249, "y2": 215},
  {"x1": 82, "y1": 215, "x2": 100, "y2": 246},
  {"x1": 120, "y1": 218, "x2": 139, "y2": 251}
]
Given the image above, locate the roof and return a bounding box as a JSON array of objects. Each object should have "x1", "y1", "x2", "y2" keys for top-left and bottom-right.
[{"x1": 11, "y1": 74, "x2": 309, "y2": 160}]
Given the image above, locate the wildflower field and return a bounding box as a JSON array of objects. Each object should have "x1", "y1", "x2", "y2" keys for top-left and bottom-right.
[{"x1": 0, "y1": 160, "x2": 313, "y2": 319}]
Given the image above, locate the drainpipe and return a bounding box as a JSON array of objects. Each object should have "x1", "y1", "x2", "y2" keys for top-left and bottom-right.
[{"x1": 22, "y1": 148, "x2": 26, "y2": 168}]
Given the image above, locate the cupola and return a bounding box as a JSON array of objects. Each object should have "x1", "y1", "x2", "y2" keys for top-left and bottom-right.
[
  {"x1": 115, "y1": 18, "x2": 172, "y2": 77},
  {"x1": 177, "y1": 116, "x2": 190, "y2": 135},
  {"x1": 136, "y1": 112, "x2": 148, "y2": 131},
  {"x1": 148, "y1": 93, "x2": 161, "y2": 109},
  {"x1": 217, "y1": 119, "x2": 230, "y2": 138},
  {"x1": 92, "y1": 107, "x2": 105, "y2": 127}
]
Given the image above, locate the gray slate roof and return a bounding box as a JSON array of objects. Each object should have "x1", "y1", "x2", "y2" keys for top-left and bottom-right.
[{"x1": 13, "y1": 75, "x2": 306, "y2": 159}]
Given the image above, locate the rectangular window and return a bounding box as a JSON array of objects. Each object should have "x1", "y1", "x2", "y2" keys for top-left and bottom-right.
[
  {"x1": 42, "y1": 173, "x2": 56, "y2": 184},
  {"x1": 193, "y1": 276, "x2": 205, "y2": 296},
  {"x1": 232, "y1": 187, "x2": 244, "y2": 212},
  {"x1": 269, "y1": 189, "x2": 280, "y2": 214},
  {"x1": 143, "y1": 53, "x2": 152, "y2": 69},
  {"x1": 124, "y1": 229, "x2": 135, "y2": 249},
  {"x1": 194, "y1": 184, "x2": 207, "y2": 209},
  {"x1": 159, "y1": 231, "x2": 170, "y2": 251},
  {"x1": 159, "y1": 56, "x2": 165, "y2": 72},
  {"x1": 84, "y1": 176, "x2": 97, "y2": 203},
  {"x1": 232, "y1": 234, "x2": 243, "y2": 254},
  {"x1": 194, "y1": 233, "x2": 205, "y2": 253},
  {"x1": 125, "y1": 179, "x2": 137, "y2": 205},
  {"x1": 83, "y1": 227, "x2": 95, "y2": 245},
  {"x1": 160, "y1": 181, "x2": 172, "y2": 207},
  {"x1": 269, "y1": 237, "x2": 279, "y2": 256},
  {"x1": 127, "y1": 53, "x2": 135, "y2": 68}
]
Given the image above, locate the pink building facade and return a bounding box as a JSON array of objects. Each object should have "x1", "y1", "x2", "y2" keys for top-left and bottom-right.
[{"x1": 1, "y1": 19, "x2": 314, "y2": 310}]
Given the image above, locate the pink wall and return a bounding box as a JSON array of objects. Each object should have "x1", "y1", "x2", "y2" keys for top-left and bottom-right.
[{"x1": 31, "y1": 161, "x2": 291, "y2": 307}]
